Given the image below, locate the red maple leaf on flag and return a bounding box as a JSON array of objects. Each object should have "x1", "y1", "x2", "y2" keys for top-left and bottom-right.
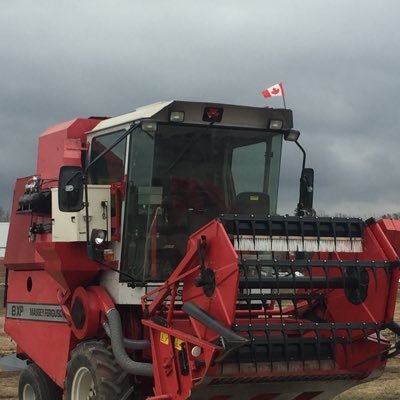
[{"x1": 261, "y1": 82, "x2": 284, "y2": 98}]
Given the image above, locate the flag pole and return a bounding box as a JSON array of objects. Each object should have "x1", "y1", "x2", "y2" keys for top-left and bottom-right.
[
  {"x1": 279, "y1": 82, "x2": 286, "y2": 109},
  {"x1": 282, "y1": 94, "x2": 287, "y2": 109}
]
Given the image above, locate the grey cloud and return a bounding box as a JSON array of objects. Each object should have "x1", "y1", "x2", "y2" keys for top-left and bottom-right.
[{"x1": 1, "y1": 0, "x2": 400, "y2": 218}]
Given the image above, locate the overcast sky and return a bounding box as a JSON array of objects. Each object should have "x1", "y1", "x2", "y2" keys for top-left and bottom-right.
[{"x1": 1, "y1": 1, "x2": 399, "y2": 218}]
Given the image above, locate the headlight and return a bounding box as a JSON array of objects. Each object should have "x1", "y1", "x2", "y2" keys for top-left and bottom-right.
[
  {"x1": 268, "y1": 119, "x2": 283, "y2": 130},
  {"x1": 284, "y1": 129, "x2": 301, "y2": 142},
  {"x1": 169, "y1": 111, "x2": 185, "y2": 122},
  {"x1": 90, "y1": 229, "x2": 107, "y2": 245}
]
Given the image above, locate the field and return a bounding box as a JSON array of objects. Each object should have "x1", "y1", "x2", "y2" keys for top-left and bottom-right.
[
  {"x1": 0, "y1": 302, "x2": 19, "y2": 400},
  {"x1": 1, "y1": 285, "x2": 400, "y2": 399}
]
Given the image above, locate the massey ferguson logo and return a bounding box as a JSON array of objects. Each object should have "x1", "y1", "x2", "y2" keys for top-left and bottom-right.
[{"x1": 6, "y1": 302, "x2": 66, "y2": 323}]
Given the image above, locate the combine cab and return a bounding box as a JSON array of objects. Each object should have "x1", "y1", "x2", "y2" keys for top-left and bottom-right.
[{"x1": 4, "y1": 101, "x2": 400, "y2": 399}]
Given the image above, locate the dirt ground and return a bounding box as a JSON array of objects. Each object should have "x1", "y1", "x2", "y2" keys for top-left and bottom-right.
[
  {"x1": 0, "y1": 307, "x2": 19, "y2": 400},
  {"x1": 1, "y1": 289, "x2": 400, "y2": 399}
]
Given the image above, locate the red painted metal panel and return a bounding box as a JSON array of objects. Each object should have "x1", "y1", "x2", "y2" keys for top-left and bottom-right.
[
  {"x1": 370, "y1": 220, "x2": 400, "y2": 321},
  {"x1": 324, "y1": 225, "x2": 389, "y2": 326},
  {"x1": 35, "y1": 241, "x2": 101, "y2": 293},
  {"x1": 377, "y1": 219, "x2": 400, "y2": 256},
  {"x1": 36, "y1": 118, "x2": 102, "y2": 181},
  {"x1": 143, "y1": 318, "x2": 220, "y2": 399},
  {"x1": 182, "y1": 220, "x2": 239, "y2": 342},
  {"x1": 4, "y1": 270, "x2": 75, "y2": 387}
]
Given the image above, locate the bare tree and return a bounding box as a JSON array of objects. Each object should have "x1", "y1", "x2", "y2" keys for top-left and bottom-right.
[
  {"x1": 380, "y1": 213, "x2": 400, "y2": 219},
  {"x1": 0, "y1": 205, "x2": 9, "y2": 222}
]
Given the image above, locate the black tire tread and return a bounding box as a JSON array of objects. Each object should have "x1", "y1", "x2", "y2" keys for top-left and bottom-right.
[
  {"x1": 64, "y1": 340, "x2": 132, "y2": 400},
  {"x1": 19, "y1": 363, "x2": 62, "y2": 400}
]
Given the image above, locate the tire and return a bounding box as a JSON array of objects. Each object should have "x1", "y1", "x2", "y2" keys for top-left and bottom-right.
[
  {"x1": 64, "y1": 340, "x2": 133, "y2": 400},
  {"x1": 19, "y1": 363, "x2": 62, "y2": 400}
]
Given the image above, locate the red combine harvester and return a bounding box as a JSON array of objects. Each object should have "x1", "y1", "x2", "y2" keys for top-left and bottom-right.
[{"x1": 4, "y1": 101, "x2": 400, "y2": 399}]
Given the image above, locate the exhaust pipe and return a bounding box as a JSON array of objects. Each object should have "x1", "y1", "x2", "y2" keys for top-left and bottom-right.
[{"x1": 106, "y1": 308, "x2": 154, "y2": 377}]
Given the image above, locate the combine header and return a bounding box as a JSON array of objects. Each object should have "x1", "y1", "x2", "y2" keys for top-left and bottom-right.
[{"x1": 4, "y1": 101, "x2": 400, "y2": 399}]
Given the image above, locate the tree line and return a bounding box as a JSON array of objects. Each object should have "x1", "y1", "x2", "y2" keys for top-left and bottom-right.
[
  {"x1": 380, "y1": 213, "x2": 400, "y2": 219},
  {"x1": 316, "y1": 210, "x2": 400, "y2": 219},
  {"x1": 0, "y1": 205, "x2": 9, "y2": 222}
]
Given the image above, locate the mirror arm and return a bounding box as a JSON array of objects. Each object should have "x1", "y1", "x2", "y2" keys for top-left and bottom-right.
[
  {"x1": 295, "y1": 140, "x2": 306, "y2": 174},
  {"x1": 295, "y1": 140, "x2": 307, "y2": 214},
  {"x1": 83, "y1": 175, "x2": 91, "y2": 244}
]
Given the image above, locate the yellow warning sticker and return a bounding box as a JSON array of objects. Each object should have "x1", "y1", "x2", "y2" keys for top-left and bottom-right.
[
  {"x1": 174, "y1": 338, "x2": 184, "y2": 350},
  {"x1": 250, "y1": 195, "x2": 259, "y2": 201},
  {"x1": 160, "y1": 332, "x2": 169, "y2": 345}
]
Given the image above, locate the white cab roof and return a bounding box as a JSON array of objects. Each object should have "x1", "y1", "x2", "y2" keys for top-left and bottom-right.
[
  {"x1": 90, "y1": 101, "x2": 173, "y2": 132},
  {"x1": 88, "y1": 100, "x2": 293, "y2": 134}
]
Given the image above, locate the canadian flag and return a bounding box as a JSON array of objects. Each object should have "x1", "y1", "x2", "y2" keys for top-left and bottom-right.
[{"x1": 262, "y1": 82, "x2": 284, "y2": 98}]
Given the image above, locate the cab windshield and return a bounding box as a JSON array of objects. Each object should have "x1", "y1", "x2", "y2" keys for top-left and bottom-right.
[{"x1": 121, "y1": 123, "x2": 283, "y2": 281}]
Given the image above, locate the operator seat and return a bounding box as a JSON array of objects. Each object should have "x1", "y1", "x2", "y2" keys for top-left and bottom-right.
[
  {"x1": 158, "y1": 176, "x2": 224, "y2": 257},
  {"x1": 231, "y1": 192, "x2": 270, "y2": 215}
]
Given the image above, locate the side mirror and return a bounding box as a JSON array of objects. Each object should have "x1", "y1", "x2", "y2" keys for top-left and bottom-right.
[
  {"x1": 298, "y1": 168, "x2": 314, "y2": 214},
  {"x1": 58, "y1": 166, "x2": 84, "y2": 212}
]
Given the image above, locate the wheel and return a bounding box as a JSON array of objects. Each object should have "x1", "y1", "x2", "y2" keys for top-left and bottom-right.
[
  {"x1": 19, "y1": 363, "x2": 62, "y2": 400},
  {"x1": 64, "y1": 340, "x2": 133, "y2": 400}
]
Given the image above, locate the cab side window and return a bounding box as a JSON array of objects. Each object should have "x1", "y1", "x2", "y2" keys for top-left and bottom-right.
[{"x1": 89, "y1": 130, "x2": 127, "y2": 184}]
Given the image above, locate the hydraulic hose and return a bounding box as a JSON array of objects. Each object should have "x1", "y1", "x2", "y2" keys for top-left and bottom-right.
[
  {"x1": 106, "y1": 308, "x2": 154, "y2": 377},
  {"x1": 102, "y1": 321, "x2": 150, "y2": 350},
  {"x1": 182, "y1": 302, "x2": 248, "y2": 345}
]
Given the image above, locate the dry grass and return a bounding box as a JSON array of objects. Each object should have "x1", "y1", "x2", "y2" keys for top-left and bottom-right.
[
  {"x1": 0, "y1": 314, "x2": 19, "y2": 400},
  {"x1": 0, "y1": 372, "x2": 19, "y2": 400},
  {"x1": 334, "y1": 359, "x2": 400, "y2": 399},
  {"x1": 0, "y1": 276, "x2": 19, "y2": 399}
]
